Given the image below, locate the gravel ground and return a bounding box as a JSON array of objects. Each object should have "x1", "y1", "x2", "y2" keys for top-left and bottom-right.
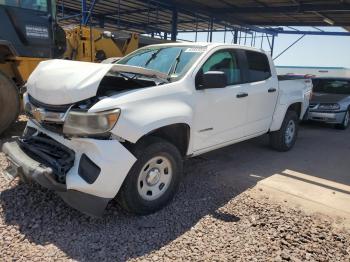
[{"x1": 0, "y1": 117, "x2": 350, "y2": 261}]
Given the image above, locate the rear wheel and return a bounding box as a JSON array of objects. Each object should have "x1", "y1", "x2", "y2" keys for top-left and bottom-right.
[
  {"x1": 0, "y1": 71, "x2": 20, "y2": 135},
  {"x1": 270, "y1": 111, "x2": 299, "y2": 152},
  {"x1": 335, "y1": 110, "x2": 350, "y2": 130},
  {"x1": 118, "y1": 137, "x2": 183, "y2": 215}
]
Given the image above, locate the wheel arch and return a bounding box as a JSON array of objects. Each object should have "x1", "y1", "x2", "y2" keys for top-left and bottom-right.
[
  {"x1": 131, "y1": 123, "x2": 191, "y2": 158},
  {"x1": 287, "y1": 102, "x2": 302, "y2": 118},
  {"x1": 270, "y1": 101, "x2": 303, "y2": 132},
  {"x1": 112, "y1": 99, "x2": 194, "y2": 154}
]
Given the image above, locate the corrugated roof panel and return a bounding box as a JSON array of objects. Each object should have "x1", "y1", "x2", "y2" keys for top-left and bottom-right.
[{"x1": 56, "y1": 0, "x2": 350, "y2": 33}]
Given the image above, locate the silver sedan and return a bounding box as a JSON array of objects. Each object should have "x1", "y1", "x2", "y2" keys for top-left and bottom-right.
[{"x1": 308, "y1": 78, "x2": 350, "y2": 129}]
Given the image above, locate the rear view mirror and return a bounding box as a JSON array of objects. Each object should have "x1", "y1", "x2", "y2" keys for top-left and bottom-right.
[{"x1": 199, "y1": 71, "x2": 227, "y2": 90}]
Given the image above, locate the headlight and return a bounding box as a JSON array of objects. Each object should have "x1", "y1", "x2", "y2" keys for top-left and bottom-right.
[
  {"x1": 318, "y1": 103, "x2": 340, "y2": 111},
  {"x1": 63, "y1": 109, "x2": 121, "y2": 135}
]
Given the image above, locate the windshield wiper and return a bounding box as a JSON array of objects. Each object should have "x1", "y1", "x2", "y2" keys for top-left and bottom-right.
[
  {"x1": 144, "y1": 49, "x2": 163, "y2": 66},
  {"x1": 114, "y1": 49, "x2": 156, "y2": 64},
  {"x1": 168, "y1": 49, "x2": 183, "y2": 78}
]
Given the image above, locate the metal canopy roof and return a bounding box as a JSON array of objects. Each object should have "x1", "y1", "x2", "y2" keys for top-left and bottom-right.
[
  {"x1": 171, "y1": 0, "x2": 350, "y2": 28},
  {"x1": 56, "y1": 0, "x2": 350, "y2": 34},
  {"x1": 56, "y1": 0, "x2": 237, "y2": 35},
  {"x1": 55, "y1": 0, "x2": 350, "y2": 60}
]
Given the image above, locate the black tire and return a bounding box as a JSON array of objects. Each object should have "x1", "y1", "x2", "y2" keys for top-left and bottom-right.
[
  {"x1": 269, "y1": 111, "x2": 299, "y2": 152},
  {"x1": 118, "y1": 137, "x2": 183, "y2": 215},
  {"x1": 0, "y1": 71, "x2": 20, "y2": 135},
  {"x1": 335, "y1": 110, "x2": 350, "y2": 130}
]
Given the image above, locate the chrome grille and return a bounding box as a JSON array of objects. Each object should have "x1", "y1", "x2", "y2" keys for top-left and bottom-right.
[{"x1": 25, "y1": 95, "x2": 72, "y2": 134}]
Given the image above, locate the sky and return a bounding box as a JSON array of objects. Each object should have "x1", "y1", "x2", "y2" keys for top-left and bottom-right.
[{"x1": 177, "y1": 27, "x2": 350, "y2": 69}]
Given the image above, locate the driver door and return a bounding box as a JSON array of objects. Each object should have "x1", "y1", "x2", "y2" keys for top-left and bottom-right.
[{"x1": 192, "y1": 49, "x2": 248, "y2": 152}]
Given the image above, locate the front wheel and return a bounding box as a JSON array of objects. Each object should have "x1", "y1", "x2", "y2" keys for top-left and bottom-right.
[
  {"x1": 335, "y1": 110, "x2": 349, "y2": 130},
  {"x1": 269, "y1": 111, "x2": 299, "y2": 152},
  {"x1": 118, "y1": 137, "x2": 183, "y2": 215}
]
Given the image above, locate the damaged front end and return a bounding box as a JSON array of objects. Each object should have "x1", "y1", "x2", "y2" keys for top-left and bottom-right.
[
  {"x1": 2, "y1": 121, "x2": 136, "y2": 216},
  {"x1": 25, "y1": 94, "x2": 119, "y2": 137},
  {"x1": 2, "y1": 131, "x2": 113, "y2": 217},
  {"x1": 19, "y1": 135, "x2": 75, "y2": 184},
  {"x1": 26, "y1": 59, "x2": 168, "y2": 105},
  {"x1": 2, "y1": 93, "x2": 137, "y2": 216},
  {"x1": 23, "y1": 61, "x2": 166, "y2": 138},
  {"x1": 2, "y1": 134, "x2": 74, "y2": 191},
  {"x1": 1, "y1": 60, "x2": 165, "y2": 216}
]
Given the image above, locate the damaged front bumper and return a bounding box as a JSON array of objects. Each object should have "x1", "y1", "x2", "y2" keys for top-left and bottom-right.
[
  {"x1": 2, "y1": 139, "x2": 67, "y2": 191},
  {"x1": 2, "y1": 121, "x2": 137, "y2": 216}
]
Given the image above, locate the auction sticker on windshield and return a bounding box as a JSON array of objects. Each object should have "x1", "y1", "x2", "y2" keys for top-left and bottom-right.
[{"x1": 185, "y1": 47, "x2": 207, "y2": 53}]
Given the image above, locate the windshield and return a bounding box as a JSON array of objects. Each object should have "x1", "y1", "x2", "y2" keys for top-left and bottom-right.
[
  {"x1": 0, "y1": 0, "x2": 48, "y2": 12},
  {"x1": 313, "y1": 79, "x2": 350, "y2": 95},
  {"x1": 116, "y1": 46, "x2": 206, "y2": 79}
]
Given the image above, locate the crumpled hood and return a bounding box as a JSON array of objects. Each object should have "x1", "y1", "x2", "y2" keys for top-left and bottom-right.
[
  {"x1": 311, "y1": 92, "x2": 349, "y2": 104},
  {"x1": 27, "y1": 59, "x2": 168, "y2": 105}
]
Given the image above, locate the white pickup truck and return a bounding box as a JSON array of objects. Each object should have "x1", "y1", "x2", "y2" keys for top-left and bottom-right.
[{"x1": 2, "y1": 43, "x2": 312, "y2": 216}]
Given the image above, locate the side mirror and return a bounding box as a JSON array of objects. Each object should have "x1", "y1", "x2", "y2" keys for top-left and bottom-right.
[{"x1": 198, "y1": 71, "x2": 227, "y2": 90}]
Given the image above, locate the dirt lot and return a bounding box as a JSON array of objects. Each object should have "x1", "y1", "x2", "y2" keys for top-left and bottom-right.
[{"x1": 0, "y1": 117, "x2": 350, "y2": 261}]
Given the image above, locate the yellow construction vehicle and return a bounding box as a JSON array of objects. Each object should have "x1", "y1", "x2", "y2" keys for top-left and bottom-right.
[
  {"x1": 63, "y1": 26, "x2": 139, "y2": 62},
  {"x1": 0, "y1": 0, "x2": 140, "y2": 135}
]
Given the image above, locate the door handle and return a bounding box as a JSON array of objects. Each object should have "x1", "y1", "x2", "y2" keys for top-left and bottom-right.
[
  {"x1": 268, "y1": 88, "x2": 277, "y2": 93},
  {"x1": 236, "y1": 92, "x2": 248, "y2": 98}
]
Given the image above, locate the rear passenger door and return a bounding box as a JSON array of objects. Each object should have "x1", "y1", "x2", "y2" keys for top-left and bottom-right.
[{"x1": 241, "y1": 50, "x2": 278, "y2": 136}]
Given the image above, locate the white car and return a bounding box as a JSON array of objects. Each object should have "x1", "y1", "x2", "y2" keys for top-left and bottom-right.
[{"x1": 2, "y1": 43, "x2": 312, "y2": 216}]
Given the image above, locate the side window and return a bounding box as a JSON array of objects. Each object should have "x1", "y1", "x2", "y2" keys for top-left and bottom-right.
[
  {"x1": 197, "y1": 50, "x2": 241, "y2": 86},
  {"x1": 245, "y1": 51, "x2": 271, "y2": 82}
]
